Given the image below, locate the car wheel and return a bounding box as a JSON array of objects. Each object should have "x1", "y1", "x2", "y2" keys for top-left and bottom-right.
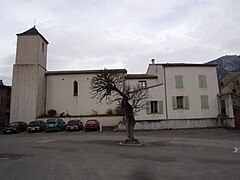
[{"x1": 57, "y1": 127, "x2": 60, "y2": 132}]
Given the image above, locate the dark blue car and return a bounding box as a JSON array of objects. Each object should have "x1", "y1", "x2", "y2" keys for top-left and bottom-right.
[{"x1": 3, "y1": 121, "x2": 27, "y2": 134}]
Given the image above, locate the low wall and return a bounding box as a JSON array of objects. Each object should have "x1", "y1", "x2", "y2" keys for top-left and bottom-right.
[
  {"x1": 37, "y1": 116, "x2": 123, "y2": 127},
  {"x1": 117, "y1": 118, "x2": 235, "y2": 130},
  {"x1": 37, "y1": 117, "x2": 235, "y2": 130}
]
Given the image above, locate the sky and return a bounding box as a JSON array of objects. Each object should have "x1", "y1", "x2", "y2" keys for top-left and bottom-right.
[{"x1": 0, "y1": 0, "x2": 240, "y2": 85}]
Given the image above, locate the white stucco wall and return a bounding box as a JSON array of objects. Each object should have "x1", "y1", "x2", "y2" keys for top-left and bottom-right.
[
  {"x1": 36, "y1": 67, "x2": 47, "y2": 117},
  {"x1": 126, "y1": 78, "x2": 166, "y2": 120},
  {"x1": 16, "y1": 36, "x2": 47, "y2": 68},
  {"x1": 46, "y1": 73, "x2": 119, "y2": 116},
  {"x1": 164, "y1": 66, "x2": 219, "y2": 119},
  {"x1": 11, "y1": 65, "x2": 38, "y2": 122}
]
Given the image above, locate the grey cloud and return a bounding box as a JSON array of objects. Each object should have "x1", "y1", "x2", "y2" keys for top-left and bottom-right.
[{"x1": 1, "y1": 0, "x2": 240, "y2": 85}]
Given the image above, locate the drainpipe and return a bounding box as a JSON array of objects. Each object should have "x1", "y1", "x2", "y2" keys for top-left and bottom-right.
[{"x1": 163, "y1": 66, "x2": 168, "y2": 120}]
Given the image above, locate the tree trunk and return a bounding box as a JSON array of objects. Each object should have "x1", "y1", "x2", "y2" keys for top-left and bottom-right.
[
  {"x1": 125, "y1": 118, "x2": 135, "y2": 140},
  {"x1": 128, "y1": 120, "x2": 135, "y2": 140},
  {"x1": 122, "y1": 97, "x2": 135, "y2": 141}
]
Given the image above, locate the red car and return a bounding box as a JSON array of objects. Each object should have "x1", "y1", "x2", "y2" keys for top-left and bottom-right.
[
  {"x1": 27, "y1": 120, "x2": 46, "y2": 133},
  {"x1": 85, "y1": 120, "x2": 100, "y2": 131}
]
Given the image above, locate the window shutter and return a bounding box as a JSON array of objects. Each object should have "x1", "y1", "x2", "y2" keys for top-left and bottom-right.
[
  {"x1": 175, "y1": 75, "x2": 183, "y2": 88},
  {"x1": 184, "y1": 96, "x2": 189, "y2": 110},
  {"x1": 146, "y1": 101, "x2": 151, "y2": 114},
  {"x1": 199, "y1": 75, "x2": 207, "y2": 88},
  {"x1": 201, "y1": 95, "x2": 209, "y2": 109},
  {"x1": 158, "y1": 101, "x2": 163, "y2": 114},
  {"x1": 172, "y1": 96, "x2": 177, "y2": 110}
]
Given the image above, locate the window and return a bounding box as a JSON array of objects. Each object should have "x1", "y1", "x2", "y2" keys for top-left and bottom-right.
[
  {"x1": 172, "y1": 96, "x2": 189, "y2": 110},
  {"x1": 73, "y1": 81, "x2": 78, "y2": 96},
  {"x1": 42, "y1": 42, "x2": 44, "y2": 53},
  {"x1": 201, "y1": 95, "x2": 209, "y2": 109},
  {"x1": 151, "y1": 101, "x2": 158, "y2": 113},
  {"x1": 177, "y1": 96, "x2": 184, "y2": 109},
  {"x1": 175, "y1": 75, "x2": 183, "y2": 88},
  {"x1": 138, "y1": 81, "x2": 147, "y2": 89},
  {"x1": 146, "y1": 101, "x2": 163, "y2": 114},
  {"x1": 199, "y1": 75, "x2": 207, "y2": 88}
]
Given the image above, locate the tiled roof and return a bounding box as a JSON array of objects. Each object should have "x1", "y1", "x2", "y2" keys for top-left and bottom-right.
[
  {"x1": 17, "y1": 27, "x2": 49, "y2": 44},
  {"x1": 46, "y1": 69, "x2": 127, "y2": 75},
  {"x1": 126, "y1": 74, "x2": 158, "y2": 79}
]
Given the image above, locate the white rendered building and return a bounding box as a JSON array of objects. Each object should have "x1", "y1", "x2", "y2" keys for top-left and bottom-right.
[{"x1": 10, "y1": 27, "x2": 234, "y2": 129}]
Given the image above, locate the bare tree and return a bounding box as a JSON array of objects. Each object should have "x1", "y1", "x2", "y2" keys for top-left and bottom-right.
[{"x1": 90, "y1": 69, "x2": 149, "y2": 142}]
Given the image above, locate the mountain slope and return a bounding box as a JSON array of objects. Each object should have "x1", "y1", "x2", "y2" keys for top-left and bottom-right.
[{"x1": 206, "y1": 55, "x2": 240, "y2": 80}]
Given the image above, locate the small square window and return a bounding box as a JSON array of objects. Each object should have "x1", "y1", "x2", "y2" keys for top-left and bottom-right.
[
  {"x1": 138, "y1": 81, "x2": 147, "y2": 89},
  {"x1": 172, "y1": 96, "x2": 189, "y2": 110},
  {"x1": 146, "y1": 101, "x2": 163, "y2": 114}
]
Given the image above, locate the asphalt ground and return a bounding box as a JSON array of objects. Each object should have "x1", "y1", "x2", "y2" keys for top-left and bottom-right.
[{"x1": 0, "y1": 128, "x2": 240, "y2": 180}]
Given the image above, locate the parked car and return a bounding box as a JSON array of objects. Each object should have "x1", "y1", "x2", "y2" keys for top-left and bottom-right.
[
  {"x1": 3, "y1": 121, "x2": 27, "y2": 134},
  {"x1": 66, "y1": 120, "x2": 83, "y2": 131},
  {"x1": 85, "y1": 119, "x2": 100, "y2": 131},
  {"x1": 27, "y1": 120, "x2": 46, "y2": 133},
  {"x1": 45, "y1": 118, "x2": 65, "y2": 132}
]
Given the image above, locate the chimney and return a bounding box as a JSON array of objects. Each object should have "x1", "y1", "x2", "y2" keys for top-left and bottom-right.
[
  {"x1": 151, "y1": 59, "x2": 155, "y2": 64},
  {"x1": 0, "y1": 80, "x2": 3, "y2": 85}
]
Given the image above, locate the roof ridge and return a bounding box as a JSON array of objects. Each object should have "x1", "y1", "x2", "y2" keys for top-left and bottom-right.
[{"x1": 17, "y1": 27, "x2": 49, "y2": 44}]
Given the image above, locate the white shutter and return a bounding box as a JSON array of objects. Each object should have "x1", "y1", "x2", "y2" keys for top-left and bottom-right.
[
  {"x1": 172, "y1": 96, "x2": 177, "y2": 110},
  {"x1": 158, "y1": 101, "x2": 163, "y2": 114},
  {"x1": 146, "y1": 101, "x2": 151, "y2": 114},
  {"x1": 175, "y1": 75, "x2": 183, "y2": 88},
  {"x1": 184, "y1": 96, "x2": 189, "y2": 110}
]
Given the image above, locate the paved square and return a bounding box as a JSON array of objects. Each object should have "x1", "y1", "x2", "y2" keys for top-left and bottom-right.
[{"x1": 0, "y1": 128, "x2": 240, "y2": 180}]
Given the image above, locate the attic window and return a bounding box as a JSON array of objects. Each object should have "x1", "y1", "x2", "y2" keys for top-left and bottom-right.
[{"x1": 138, "y1": 81, "x2": 147, "y2": 89}]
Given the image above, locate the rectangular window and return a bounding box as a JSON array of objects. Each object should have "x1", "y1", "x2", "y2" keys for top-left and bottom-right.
[
  {"x1": 199, "y1": 75, "x2": 207, "y2": 88},
  {"x1": 177, "y1": 96, "x2": 184, "y2": 109},
  {"x1": 172, "y1": 96, "x2": 189, "y2": 110},
  {"x1": 146, "y1": 101, "x2": 163, "y2": 114},
  {"x1": 201, "y1": 95, "x2": 209, "y2": 109},
  {"x1": 138, "y1": 81, "x2": 147, "y2": 89},
  {"x1": 175, "y1": 75, "x2": 183, "y2": 88},
  {"x1": 73, "y1": 81, "x2": 78, "y2": 96},
  {"x1": 151, "y1": 101, "x2": 158, "y2": 113}
]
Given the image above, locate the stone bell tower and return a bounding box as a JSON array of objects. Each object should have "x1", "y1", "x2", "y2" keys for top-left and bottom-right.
[{"x1": 10, "y1": 27, "x2": 48, "y2": 123}]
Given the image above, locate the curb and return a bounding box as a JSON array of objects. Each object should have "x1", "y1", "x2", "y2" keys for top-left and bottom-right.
[{"x1": 119, "y1": 142, "x2": 144, "y2": 146}]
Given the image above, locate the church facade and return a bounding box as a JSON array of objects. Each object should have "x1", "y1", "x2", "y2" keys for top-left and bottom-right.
[{"x1": 10, "y1": 27, "x2": 235, "y2": 129}]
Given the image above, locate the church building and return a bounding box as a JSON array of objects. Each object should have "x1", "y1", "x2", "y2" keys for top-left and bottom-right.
[{"x1": 10, "y1": 27, "x2": 235, "y2": 129}]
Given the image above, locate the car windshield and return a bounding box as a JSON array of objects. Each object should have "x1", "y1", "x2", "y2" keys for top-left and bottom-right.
[
  {"x1": 86, "y1": 120, "x2": 97, "y2": 124},
  {"x1": 46, "y1": 119, "x2": 57, "y2": 124},
  {"x1": 9, "y1": 122, "x2": 19, "y2": 127},
  {"x1": 67, "y1": 121, "x2": 79, "y2": 125},
  {"x1": 29, "y1": 121, "x2": 40, "y2": 126}
]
